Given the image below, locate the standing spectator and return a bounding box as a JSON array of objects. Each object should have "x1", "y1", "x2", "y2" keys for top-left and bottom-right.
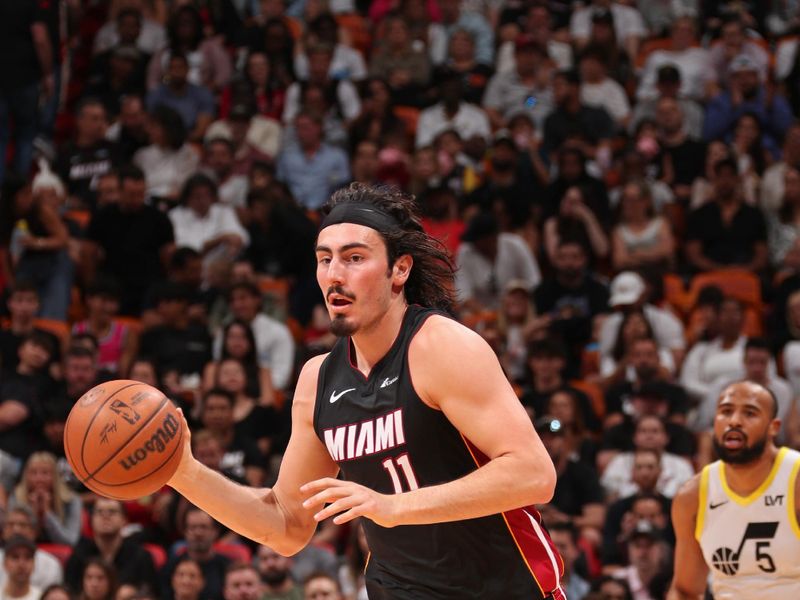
[
  {"x1": 685, "y1": 157, "x2": 768, "y2": 273},
  {"x1": 0, "y1": 3, "x2": 53, "y2": 184},
  {"x1": 415, "y1": 69, "x2": 491, "y2": 148},
  {"x1": 146, "y1": 53, "x2": 216, "y2": 141},
  {"x1": 455, "y1": 213, "x2": 541, "y2": 312},
  {"x1": 0, "y1": 507, "x2": 62, "y2": 590},
  {"x1": 0, "y1": 536, "x2": 40, "y2": 600},
  {"x1": 215, "y1": 282, "x2": 295, "y2": 391},
  {"x1": 55, "y1": 99, "x2": 121, "y2": 211},
  {"x1": 83, "y1": 165, "x2": 175, "y2": 316},
  {"x1": 483, "y1": 35, "x2": 553, "y2": 130},
  {"x1": 276, "y1": 112, "x2": 350, "y2": 211},
  {"x1": 146, "y1": 6, "x2": 232, "y2": 93}
]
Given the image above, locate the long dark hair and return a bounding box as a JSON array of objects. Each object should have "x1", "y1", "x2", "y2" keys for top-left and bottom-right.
[
  {"x1": 322, "y1": 183, "x2": 457, "y2": 314},
  {"x1": 80, "y1": 558, "x2": 118, "y2": 600},
  {"x1": 612, "y1": 309, "x2": 656, "y2": 362}
]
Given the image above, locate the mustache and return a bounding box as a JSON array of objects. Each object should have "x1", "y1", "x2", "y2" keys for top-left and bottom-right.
[{"x1": 326, "y1": 286, "x2": 355, "y2": 301}]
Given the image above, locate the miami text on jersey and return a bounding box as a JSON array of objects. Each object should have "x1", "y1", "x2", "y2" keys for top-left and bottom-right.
[{"x1": 323, "y1": 409, "x2": 407, "y2": 462}]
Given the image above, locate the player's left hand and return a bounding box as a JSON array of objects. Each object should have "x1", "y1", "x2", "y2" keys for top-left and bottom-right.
[{"x1": 301, "y1": 478, "x2": 399, "y2": 527}]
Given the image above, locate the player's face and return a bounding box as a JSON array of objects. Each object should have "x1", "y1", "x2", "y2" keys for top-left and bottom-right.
[
  {"x1": 316, "y1": 223, "x2": 406, "y2": 337},
  {"x1": 713, "y1": 384, "x2": 779, "y2": 465}
]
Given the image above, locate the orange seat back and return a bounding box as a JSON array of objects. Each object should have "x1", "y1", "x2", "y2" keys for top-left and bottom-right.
[{"x1": 688, "y1": 269, "x2": 762, "y2": 311}]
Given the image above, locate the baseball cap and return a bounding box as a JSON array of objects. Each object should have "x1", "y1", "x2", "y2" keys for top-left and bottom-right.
[
  {"x1": 534, "y1": 416, "x2": 564, "y2": 436},
  {"x1": 609, "y1": 271, "x2": 646, "y2": 307},
  {"x1": 728, "y1": 54, "x2": 759, "y2": 75},
  {"x1": 4, "y1": 535, "x2": 37, "y2": 555},
  {"x1": 626, "y1": 520, "x2": 661, "y2": 542}
]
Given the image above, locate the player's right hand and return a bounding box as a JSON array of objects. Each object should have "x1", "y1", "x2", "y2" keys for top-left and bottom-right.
[{"x1": 167, "y1": 407, "x2": 196, "y2": 488}]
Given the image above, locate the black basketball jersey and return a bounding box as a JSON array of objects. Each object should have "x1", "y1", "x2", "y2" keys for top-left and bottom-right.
[{"x1": 313, "y1": 305, "x2": 565, "y2": 599}]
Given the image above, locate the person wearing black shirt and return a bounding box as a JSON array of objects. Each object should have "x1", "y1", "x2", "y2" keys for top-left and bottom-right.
[
  {"x1": 55, "y1": 98, "x2": 122, "y2": 210},
  {"x1": 656, "y1": 96, "x2": 706, "y2": 202},
  {"x1": 685, "y1": 157, "x2": 768, "y2": 274},
  {"x1": 0, "y1": 282, "x2": 59, "y2": 374},
  {"x1": 84, "y1": 165, "x2": 174, "y2": 316},
  {"x1": 65, "y1": 499, "x2": 158, "y2": 594},
  {"x1": 533, "y1": 239, "x2": 609, "y2": 369}
]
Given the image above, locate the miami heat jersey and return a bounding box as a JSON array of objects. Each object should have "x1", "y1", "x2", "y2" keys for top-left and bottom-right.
[
  {"x1": 313, "y1": 305, "x2": 565, "y2": 599},
  {"x1": 696, "y1": 447, "x2": 800, "y2": 599}
]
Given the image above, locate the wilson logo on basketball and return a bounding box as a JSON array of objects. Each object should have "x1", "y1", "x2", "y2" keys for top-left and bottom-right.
[{"x1": 118, "y1": 413, "x2": 180, "y2": 470}]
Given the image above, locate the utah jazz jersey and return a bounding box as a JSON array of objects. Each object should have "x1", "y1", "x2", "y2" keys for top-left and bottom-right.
[
  {"x1": 313, "y1": 305, "x2": 565, "y2": 599},
  {"x1": 696, "y1": 447, "x2": 800, "y2": 599}
]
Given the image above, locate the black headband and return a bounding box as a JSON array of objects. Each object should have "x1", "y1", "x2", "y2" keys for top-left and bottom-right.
[{"x1": 319, "y1": 202, "x2": 400, "y2": 233}]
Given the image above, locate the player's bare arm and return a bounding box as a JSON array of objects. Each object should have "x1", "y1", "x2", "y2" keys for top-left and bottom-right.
[
  {"x1": 667, "y1": 473, "x2": 708, "y2": 600},
  {"x1": 169, "y1": 354, "x2": 339, "y2": 555},
  {"x1": 302, "y1": 315, "x2": 557, "y2": 527}
]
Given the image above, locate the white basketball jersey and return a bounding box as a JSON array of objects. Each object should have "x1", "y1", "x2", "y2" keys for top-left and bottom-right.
[{"x1": 696, "y1": 447, "x2": 800, "y2": 599}]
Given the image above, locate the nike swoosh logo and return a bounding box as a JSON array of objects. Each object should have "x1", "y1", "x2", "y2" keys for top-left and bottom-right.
[
  {"x1": 329, "y1": 388, "x2": 356, "y2": 404},
  {"x1": 709, "y1": 500, "x2": 729, "y2": 510},
  {"x1": 380, "y1": 376, "x2": 399, "y2": 389}
]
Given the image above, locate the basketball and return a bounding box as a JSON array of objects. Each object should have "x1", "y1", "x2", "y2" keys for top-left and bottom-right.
[{"x1": 64, "y1": 380, "x2": 185, "y2": 500}]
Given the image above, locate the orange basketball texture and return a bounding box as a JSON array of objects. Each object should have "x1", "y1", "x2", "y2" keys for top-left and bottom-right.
[{"x1": 64, "y1": 380, "x2": 184, "y2": 500}]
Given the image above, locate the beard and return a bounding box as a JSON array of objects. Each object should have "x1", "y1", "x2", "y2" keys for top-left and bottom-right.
[
  {"x1": 330, "y1": 314, "x2": 357, "y2": 337},
  {"x1": 712, "y1": 430, "x2": 768, "y2": 465},
  {"x1": 261, "y1": 570, "x2": 289, "y2": 586}
]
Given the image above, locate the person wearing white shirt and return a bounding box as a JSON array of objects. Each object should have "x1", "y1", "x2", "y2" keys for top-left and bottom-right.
[
  {"x1": 578, "y1": 45, "x2": 630, "y2": 128},
  {"x1": 416, "y1": 71, "x2": 491, "y2": 148},
  {"x1": 0, "y1": 508, "x2": 62, "y2": 592},
  {"x1": 570, "y1": 3, "x2": 647, "y2": 59},
  {"x1": 168, "y1": 174, "x2": 249, "y2": 261},
  {"x1": 0, "y1": 537, "x2": 41, "y2": 600}
]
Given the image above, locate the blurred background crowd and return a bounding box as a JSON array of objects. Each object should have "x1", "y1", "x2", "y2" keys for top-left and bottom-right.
[{"x1": 4, "y1": 0, "x2": 800, "y2": 599}]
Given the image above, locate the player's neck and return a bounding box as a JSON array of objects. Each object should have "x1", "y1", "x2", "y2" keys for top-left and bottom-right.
[
  {"x1": 723, "y1": 445, "x2": 781, "y2": 497},
  {"x1": 350, "y1": 301, "x2": 408, "y2": 377}
]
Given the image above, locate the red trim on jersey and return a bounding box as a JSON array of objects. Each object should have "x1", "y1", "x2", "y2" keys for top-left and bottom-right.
[{"x1": 461, "y1": 436, "x2": 565, "y2": 596}]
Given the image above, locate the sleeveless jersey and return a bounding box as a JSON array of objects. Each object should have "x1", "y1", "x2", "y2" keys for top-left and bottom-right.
[
  {"x1": 696, "y1": 447, "x2": 800, "y2": 599},
  {"x1": 313, "y1": 306, "x2": 564, "y2": 599}
]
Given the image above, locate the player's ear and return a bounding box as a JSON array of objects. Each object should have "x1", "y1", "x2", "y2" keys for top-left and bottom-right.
[
  {"x1": 769, "y1": 417, "x2": 781, "y2": 439},
  {"x1": 392, "y1": 254, "x2": 413, "y2": 286}
]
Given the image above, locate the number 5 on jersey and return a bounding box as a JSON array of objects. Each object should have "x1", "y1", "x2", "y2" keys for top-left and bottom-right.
[{"x1": 382, "y1": 453, "x2": 419, "y2": 493}]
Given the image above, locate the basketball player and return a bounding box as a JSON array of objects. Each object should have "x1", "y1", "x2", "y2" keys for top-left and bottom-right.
[
  {"x1": 668, "y1": 380, "x2": 800, "y2": 599},
  {"x1": 168, "y1": 184, "x2": 564, "y2": 599}
]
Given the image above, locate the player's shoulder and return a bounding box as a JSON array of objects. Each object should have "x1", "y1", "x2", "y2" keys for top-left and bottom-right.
[
  {"x1": 414, "y1": 313, "x2": 486, "y2": 351},
  {"x1": 672, "y1": 469, "x2": 704, "y2": 519},
  {"x1": 293, "y1": 353, "x2": 331, "y2": 411}
]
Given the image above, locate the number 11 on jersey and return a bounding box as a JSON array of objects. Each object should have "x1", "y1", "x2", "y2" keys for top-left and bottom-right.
[{"x1": 382, "y1": 453, "x2": 419, "y2": 493}]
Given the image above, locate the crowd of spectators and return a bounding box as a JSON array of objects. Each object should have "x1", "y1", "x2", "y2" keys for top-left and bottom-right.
[{"x1": 4, "y1": 0, "x2": 800, "y2": 599}]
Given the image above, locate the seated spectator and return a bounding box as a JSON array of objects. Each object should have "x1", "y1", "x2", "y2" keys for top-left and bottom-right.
[
  {"x1": 704, "y1": 54, "x2": 792, "y2": 155},
  {"x1": 569, "y1": 2, "x2": 646, "y2": 60},
  {"x1": 443, "y1": 29, "x2": 493, "y2": 106},
  {"x1": 72, "y1": 278, "x2": 136, "y2": 376},
  {"x1": 282, "y1": 44, "x2": 361, "y2": 125},
  {"x1": 536, "y1": 416, "x2": 605, "y2": 532},
  {"x1": 483, "y1": 35, "x2": 553, "y2": 130},
  {"x1": 496, "y1": 4, "x2": 572, "y2": 75},
  {"x1": 496, "y1": 280, "x2": 550, "y2": 384},
  {"x1": 548, "y1": 522, "x2": 591, "y2": 600},
  {"x1": 455, "y1": 212, "x2": 541, "y2": 313},
  {"x1": 655, "y1": 97, "x2": 706, "y2": 203},
  {"x1": 198, "y1": 387, "x2": 266, "y2": 486},
  {"x1": 276, "y1": 112, "x2": 351, "y2": 211},
  {"x1": 631, "y1": 65, "x2": 704, "y2": 141},
  {"x1": 418, "y1": 185, "x2": 464, "y2": 259},
  {"x1": 0, "y1": 332, "x2": 57, "y2": 468},
  {"x1": 204, "y1": 105, "x2": 281, "y2": 175},
  {"x1": 601, "y1": 416, "x2": 694, "y2": 501},
  {"x1": 201, "y1": 139, "x2": 250, "y2": 209},
  {"x1": 415, "y1": 69, "x2": 490, "y2": 149},
  {"x1": 688, "y1": 140, "x2": 732, "y2": 210},
  {"x1": 160, "y1": 509, "x2": 231, "y2": 600},
  {"x1": 41, "y1": 585, "x2": 72, "y2": 600},
  {"x1": 214, "y1": 282, "x2": 295, "y2": 391},
  {"x1": 78, "y1": 560, "x2": 117, "y2": 600},
  {"x1": 368, "y1": 15, "x2": 430, "y2": 106},
  {"x1": 295, "y1": 13, "x2": 367, "y2": 82},
  {"x1": 605, "y1": 337, "x2": 690, "y2": 426},
  {"x1": 168, "y1": 174, "x2": 249, "y2": 264},
  {"x1": 256, "y1": 547, "x2": 301, "y2": 600},
  {"x1": 86, "y1": 45, "x2": 149, "y2": 118},
  {"x1": 93, "y1": 1, "x2": 166, "y2": 56},
  {"x1": 592, "y1": 576, "x2": 633, "y2": 600},
  {"x1": 545, "y1": 146, "x2": 610, "y2": 228},
  {"x1": 600, "y1": 313, "x2": 677, "y2": 388},
  {"x1": 9, "y1": 453, "x2": 81, "y2": 546},
  {"x1": 220, "y1": 51, "x2": 286, "y2": 122},
  {"x1": 106, "y1": 96, "x2": 150, "y2": 160},
  {"x1": 168, "y1": 559, "x2": 203, "y2": 600},
  {"x1": 602, "y1": 455, "x2": 673, "y2": 566},
  {"x1": 141, "y1": 247, "x2": 207, "y2": 329},
  {"x1": 729, "y1": 113, "x2": 773, "y2": 203},
  {"x1": 767, "y1": 167, "x2": 800, "y2": 274},
  {"x1": 533, "y1": 240, "x2": 609, "y2": 363},
  {"x1": 0, "y1": 282, "x2": 60, "y2": 377},
  {"x1": 611, "y1": 521, "x2": 669, "y2": 600},
  {"x1": 49, "y1": 344, "x2": 100, "y2": 427},
  {"x1": 348, "y1": 78, "x2": 405, "y2": 152},
  {"x1": 435, "y1": 0, "x2": 494, "y2": 66},
  {"x1": 545, "y1": 388, "x2": 600, "y2": 467},
  {"x1": 55, "y1": 98, "x2": 122, "y2": 211},
  {"x1": 301, "y1": 573, "x2": 342, "y2": 600},
  {"x1": 1, "y1": 536, "x2": 40, "y2": 600},
  {"x1": 146, "y1": 53, "x2": 216, "y2": 141},
  {"x1": 708, "y1": 18, "x2": 770, "y2": 93},
  {"x1": 761, "y1": 122, "x2": 800, "y2": 215},
  {"x1": 611, "y1": 182, "x2": 674, "y2": 272},
  {"x1": 686, "y1": 159, "x2": 767, "y2": 273},
  {"x1": 543, "y1": 185, "x2": 610, "y2": 264},
  {"x1": 0, "y1": 507, "x2": 63, "y2": 590},
  {"x1": 578, "y1": 44, "x2": 630, "y2": 129},
  {"x1": 83, "y1": 165, "x2": 175, "y2": 315},
  {"x1": 0, "y1": 175, "x2": 71, "y2": 321},
  {"x1": 133, "y1": 105, "x2": 200, "y2": 204},
  {"x1": 542, "y1": 69, "x2": 614, "y2": 161},
  {"x1": 337, "y1": 522, "x2": 368, "y2": 600},
  {"x1": 636, "y1": 17, "x2": 711, "y2": 103},
  {"x1": 146, "y1": 6, "x2": 232, "y2": 94}
]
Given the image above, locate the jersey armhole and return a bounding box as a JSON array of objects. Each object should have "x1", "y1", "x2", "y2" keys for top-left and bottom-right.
[
  {"x1": 695, "y1": 466, "x2": 710, "y2": 541},
  {"x1": 787, "y1": 458, "x2": 800, "y2": 539}
]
